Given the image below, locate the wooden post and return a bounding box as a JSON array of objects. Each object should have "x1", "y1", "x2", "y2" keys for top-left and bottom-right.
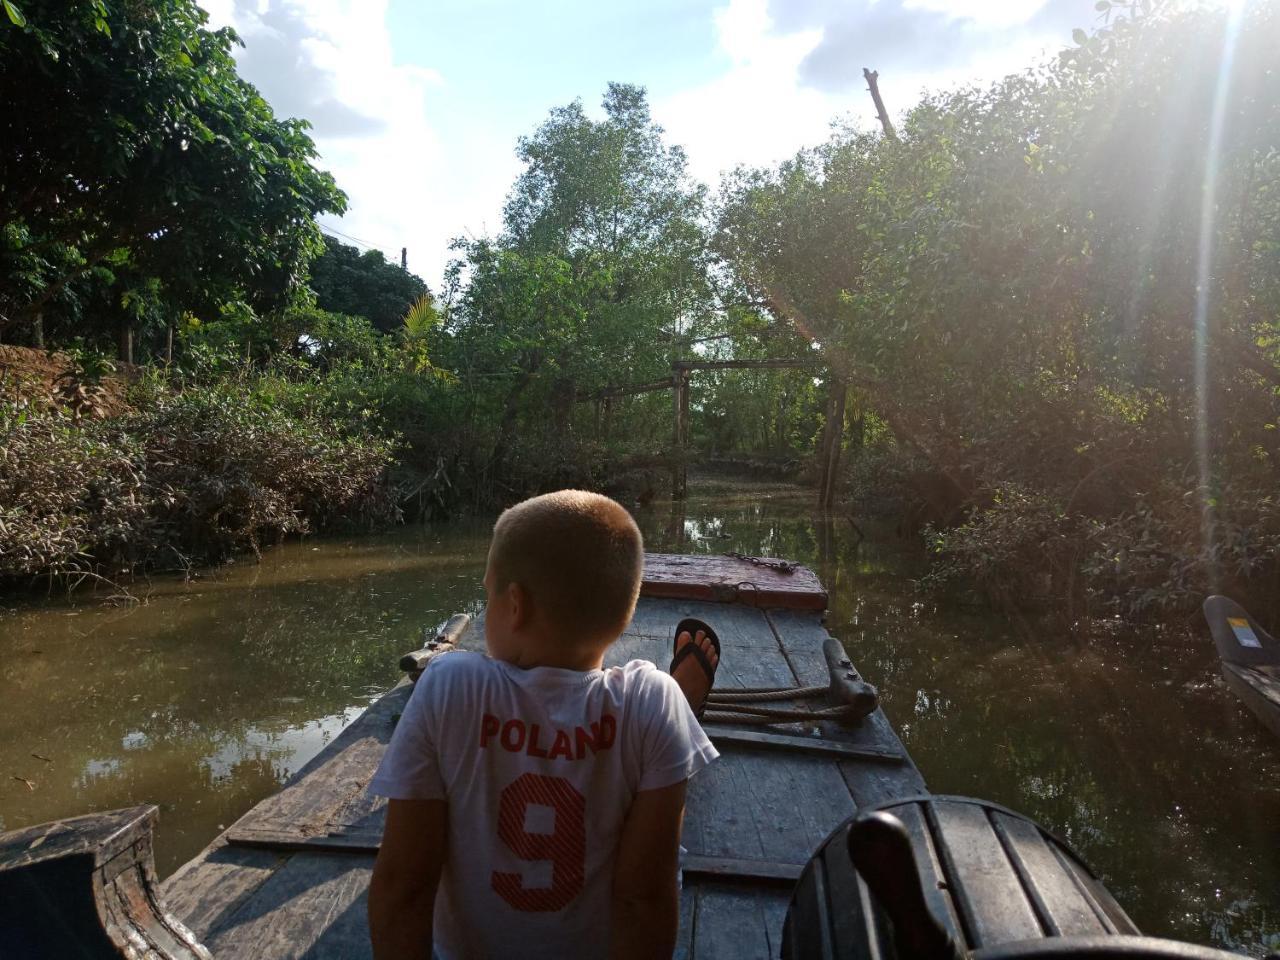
[
  {"x1": 819, "y1": 380, "x2": 847, "y2": 509},
  {"x1": 117, "y1": 321, "x2": 134, "y2": 365},
  {"x1": 0, "y1": 806, "x2": 212, "y2": 958},
  {"x1": 672, "y1": 367, "x2": 689, "y2": 500},
  {"x1": 863, "y1": 68, "x2": 897, "y2": 140},
  {"x1": 165, "y1": 320, "x2": 175, "y2": 366},
  {"x1": 602, "y1": 396, "x2": 614, "y2": 442}
]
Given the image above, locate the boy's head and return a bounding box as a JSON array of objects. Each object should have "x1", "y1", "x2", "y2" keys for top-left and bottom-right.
[{"x1": 484, "y1": 490, "x2": 644, "y2": 666}]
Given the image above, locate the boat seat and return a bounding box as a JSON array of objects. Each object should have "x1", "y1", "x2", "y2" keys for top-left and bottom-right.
[{"x1": 782, "y1": 795, "x2": 1142, "y2": 959}]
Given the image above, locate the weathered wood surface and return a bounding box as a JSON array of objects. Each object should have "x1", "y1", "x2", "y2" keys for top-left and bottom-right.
[
  {"x1": 0, "y1": 805, "x2": 210, "y2": 959},
  {"x1": 780, "y1": 796, "x2": 1138, "y2": 960},
  {"x1": 641, "y1": 553, "x2": 828, "y2": 611},
  {"x1": 1222, "y1": 661, "x2": 1280, "y2": 739},
  {"x1": 160, "y1": 563, "x2": 925, "y2": 960}
]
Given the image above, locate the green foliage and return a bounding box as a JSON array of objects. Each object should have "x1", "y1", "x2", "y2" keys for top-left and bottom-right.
[
  {"x1": 308, "y1": 236, "x2": 429, "y2": 334},
  {"x1": 715, "y1": 1, "x2": 1280, "y2": 618},
  {"x1": 0, "y1": 381, "x2": 396, "y2": 584},
  {"x1": 444, "y1": 84, "x2": 718, "y2": 489},
  {"x1": 0, "y1": 0, "x2": 345, "y2": 349}
]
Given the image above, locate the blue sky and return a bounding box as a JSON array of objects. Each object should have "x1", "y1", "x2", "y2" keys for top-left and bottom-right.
[{"x1": 199, "y1": 0, "x2": 1105, "y2": 289}]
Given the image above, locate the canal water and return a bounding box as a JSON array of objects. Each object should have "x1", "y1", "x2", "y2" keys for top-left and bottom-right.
[{"x1": 0, "y1": 479, "x2": 1276, "y2": 955}]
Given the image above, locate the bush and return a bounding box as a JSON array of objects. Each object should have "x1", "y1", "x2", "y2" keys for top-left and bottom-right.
[
  {"x1": 923, "y1": 485, "x2": 1092, "y2": 613},
  {"x1": 0, "y1": 378, "x2": 398, "y2": 586},
  {"x1": 0, "y1": 404, "x2": 149, "y2": 579}
]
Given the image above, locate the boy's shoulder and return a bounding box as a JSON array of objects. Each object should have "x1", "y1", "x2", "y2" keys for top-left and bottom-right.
[
  {"x1": 421, "y1": 648, "x2": 493, "y2": 681},
  {"x1": 608, "y1": 658, "x2": 684, "y2": 705}
]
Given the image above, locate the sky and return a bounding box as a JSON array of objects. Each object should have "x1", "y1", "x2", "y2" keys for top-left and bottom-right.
[{"x1": 197, "y1": 0, "x2": 1107, "y2": 290}]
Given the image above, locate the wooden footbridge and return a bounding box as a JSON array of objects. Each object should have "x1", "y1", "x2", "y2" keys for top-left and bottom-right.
[{"x1": 584, "y1": 357, "x2": 850, "y2": 506}]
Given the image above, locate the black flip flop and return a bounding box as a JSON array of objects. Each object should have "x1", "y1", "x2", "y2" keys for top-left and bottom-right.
[{"x1": 670, "y1": 617, "x2": 721, "y2": 718}]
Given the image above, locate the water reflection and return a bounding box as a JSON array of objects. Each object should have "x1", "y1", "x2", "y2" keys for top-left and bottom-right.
[
  {"x1": 0, "y1": 481, "x2": 1276, "y2": 956},
  {"x1": 0, "y1": 524, "x2": 491, "y2": 875},
  {"x1": 644, "y1": 483, "x2": 1279, "y2": 957}
]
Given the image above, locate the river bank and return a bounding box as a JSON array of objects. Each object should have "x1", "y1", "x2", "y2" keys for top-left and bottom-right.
[{"x1": 0, "y1": 478, "x2": 1277, "y2": 955}]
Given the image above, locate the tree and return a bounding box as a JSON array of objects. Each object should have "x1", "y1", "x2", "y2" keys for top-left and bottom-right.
[
  {"x1": 308, "y1": 236, "x2": 429, "y2": 334},
  {"x1": 0, "y1": 0, "x2": 346, "y2": 347},
  {"x1": 447, "y1": 84, "x2": 713, "y2": 462}
]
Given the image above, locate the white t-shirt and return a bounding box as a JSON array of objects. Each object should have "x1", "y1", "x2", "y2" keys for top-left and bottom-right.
[{"x1": 368, "y1": 650, "x2": 718, "y2": 960}]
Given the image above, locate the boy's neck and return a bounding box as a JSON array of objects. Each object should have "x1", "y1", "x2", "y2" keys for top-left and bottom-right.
[{"x1": 503, "y1": 634, "x2": 607, "y2": 672}]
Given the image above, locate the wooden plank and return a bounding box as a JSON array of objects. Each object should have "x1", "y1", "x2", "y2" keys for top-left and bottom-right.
[
  {"x1": 675, "y1": 885, "x2": 698, "y2": 960},
  {"x1": 927, "y1": 799, "x2": 1043, "y2": 948},
  {"x1": 785, "y1": 849, "x2": 838, "y2": 960},
  {"x1": 1045, "y1": 840, "x2": 1139, "y2": 935},
  {"x1": 764, "y1": 608, "x2": 833, "y2": 687},
  {"x1": 893, "y1": 802, "x2": 965, "y2": 941},
  {"x1": 202, "y1": 852, "x2": 374, "y2": 959},
  {"x1": 989, "y1": 812, "x2": 1108, "y2": 937},
  {"x1": 642, "y1": 554, "x2": 827, "y2": 611},
  {"x1": 162, "y1": 839, "x2": 287, "y2": 943},
  {"x1": 683, "y1": 751, "x2": 855, "y2": 867},
  {"x1": 839, "y1": 753, "x2": 927, "y2": 809},
  {"x1": 683, "y1": 855, "x2": 802, "y2": 885},
  {"x1": 706, "y1": 726, "x2": 904, "y2": 762},
  {"x1": 690, "y1": 884, "x2": 790, "y2": 960},
  {"x1": 623, "y1": 598, "x2": 799, "y2": 692},
  {"x1": 226, "y1": 684, "x2": 410, "y2": 847}
]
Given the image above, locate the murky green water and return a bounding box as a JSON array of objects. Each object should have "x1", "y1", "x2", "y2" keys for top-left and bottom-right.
[{"x1": 1, "y1": 480, "x2": 1276, "y2": 955}]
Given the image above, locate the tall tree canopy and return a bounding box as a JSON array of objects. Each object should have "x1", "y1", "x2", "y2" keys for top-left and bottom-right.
[
  {"x1": 308, "y1": 237, "x2": 429, "y2": 334},
  {"x1": 444, "y1": 84, "x2": 713, "y2": 456},
  {"x1": 716, "y1": 1, "x2": 1280, "y2": 614},
  {"x1": 0, "y1": 0, "x2": 345, "y2": 346}
]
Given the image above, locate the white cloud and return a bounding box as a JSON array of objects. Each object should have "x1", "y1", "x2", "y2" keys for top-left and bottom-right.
[
  {"x1": 199, "y1": 0, "x2": 509, "y2": 289},
  {"x1": 653, "y1": 0, "x2": 837, "y2": 187},
  {"x1": 654, "y1": 0, "x2": 1085, "y2": 189}
]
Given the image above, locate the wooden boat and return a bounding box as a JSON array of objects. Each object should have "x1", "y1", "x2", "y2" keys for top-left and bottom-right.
[
  {"x1": 0, "y1": 554, "x2": 1217, "y2": 959},
  {"x1": 1203, "y1": 595, "x2": 1280, "y2": 740}
]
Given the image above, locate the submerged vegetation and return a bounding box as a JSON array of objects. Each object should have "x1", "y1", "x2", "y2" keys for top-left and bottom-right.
[{"x1": 3, "y1": 0, "x2": 1280, "y2": 625}]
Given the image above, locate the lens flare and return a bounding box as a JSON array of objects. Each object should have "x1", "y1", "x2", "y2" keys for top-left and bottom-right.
[{"x1": 1194, "y1": 1, "x2": 1247, "y2": 589}]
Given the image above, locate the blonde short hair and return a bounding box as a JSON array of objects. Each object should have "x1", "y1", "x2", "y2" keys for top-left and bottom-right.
[{"x1": 489, "y1": 490, "x2": 644, "y2": 643}]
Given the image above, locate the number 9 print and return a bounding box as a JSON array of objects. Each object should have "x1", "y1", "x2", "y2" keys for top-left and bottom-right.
[{"x1": 491, "y1": 773, "x2": 587, "y2": 912}]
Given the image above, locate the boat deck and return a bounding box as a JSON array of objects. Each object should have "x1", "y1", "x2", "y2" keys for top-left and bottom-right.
[{"x1": 160, "y1": 556, "x2": 926, "y2": 959}]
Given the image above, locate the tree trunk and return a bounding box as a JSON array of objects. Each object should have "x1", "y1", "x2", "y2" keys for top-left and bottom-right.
[
  {"x1": 31, "y1": 313, "x2": 44, "y2": 349},
  {"x1": 165, "y1": 321, "x2": 175, "y2": 366}
]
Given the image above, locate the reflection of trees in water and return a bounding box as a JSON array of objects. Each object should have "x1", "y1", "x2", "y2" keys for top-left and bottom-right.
[
  {"x1": 645, "y1": 487, "x2": 1278, "y2": 955},
  {"x1": 839, "y1": 590, "x2": 1280, "y2": 955},
  {"x1": 0, "y1": 531, "x2": 490, "y2": 872}
]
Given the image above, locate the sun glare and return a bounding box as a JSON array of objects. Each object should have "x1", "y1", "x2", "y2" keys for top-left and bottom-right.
[{"x1": 1194, "y1": 0, "x2": 1249, "y2": 588}]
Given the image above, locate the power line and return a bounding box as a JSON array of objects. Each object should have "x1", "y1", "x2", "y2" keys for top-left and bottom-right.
[{"x1": 319, "y1": 224, "x2": 399, "y2": 260}]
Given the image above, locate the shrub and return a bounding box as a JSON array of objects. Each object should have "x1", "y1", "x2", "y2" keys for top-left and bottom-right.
[
  {"x1": 923, "y1": 484, "x2": 1092, "y2": 613},
  {"x1": 0, "y1": 404, "x2": 149, "y2": 579},
  {"x1": 0, "y1": 378, "x2": 398, "y2": 587}
]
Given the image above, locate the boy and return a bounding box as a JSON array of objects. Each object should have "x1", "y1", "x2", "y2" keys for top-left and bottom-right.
[{"x1": 368, "y1": 490, "x2": 721, "y2": 960}]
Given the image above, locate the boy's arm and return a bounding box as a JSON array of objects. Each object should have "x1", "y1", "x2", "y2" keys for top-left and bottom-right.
[
  {"x1": 610, "y1": 779, "x2": 687, "y2": 960},
  {"x1": 369, "y1": 798, "x2": 447, "y2": 960}
]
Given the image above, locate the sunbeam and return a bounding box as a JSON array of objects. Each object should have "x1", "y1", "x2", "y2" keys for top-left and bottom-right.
[{"x1": 1194, "y1": 0, "x2": 1248, "y2": 590}]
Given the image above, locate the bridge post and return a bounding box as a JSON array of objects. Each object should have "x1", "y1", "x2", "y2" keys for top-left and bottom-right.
[
  {"x1": 818, "y1": 379, "x2": 847, "y2": 509},
  {"x1": 672, "y1": 366, "x2": 689, "y2": 500}
]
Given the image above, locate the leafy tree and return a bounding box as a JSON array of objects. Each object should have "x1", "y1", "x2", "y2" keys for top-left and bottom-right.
[
  {"x1": 447, "y1": 84, "x2": 714, "y2": 468},
  {"x1": 0, "y1": 0, "x2": 345, "y2": 346},
  {"x1": 716, "y1": 1, "x2": 1280, "y2": 616},
  {"x1": 308, "y1": 236, "x2": 429, "y2": 334}
]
